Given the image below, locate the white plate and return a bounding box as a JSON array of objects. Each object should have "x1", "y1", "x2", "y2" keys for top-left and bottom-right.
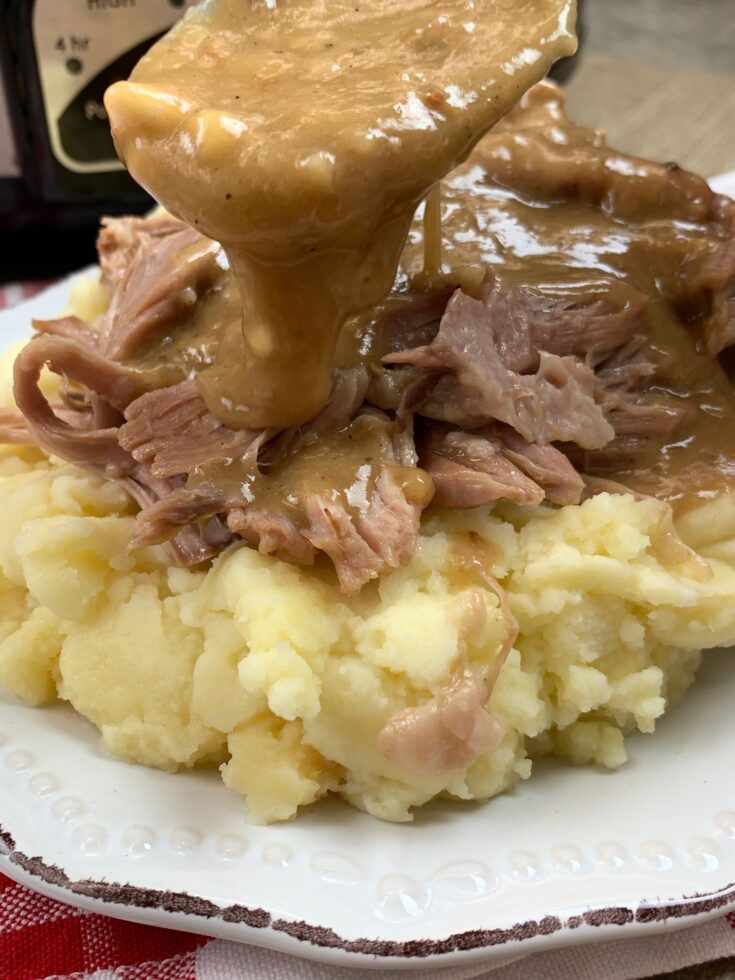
[{"x1": 1, "y1": 173, "x2": 734, "y2": 971}]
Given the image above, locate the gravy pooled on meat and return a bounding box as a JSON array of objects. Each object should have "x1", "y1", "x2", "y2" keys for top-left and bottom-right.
[
  {"x1": 5, "y1": 79, "x2": 735, "y2": 592},
  {"x1": 104, "y1": 0, "x2": 576, "y2": 428},
  {"x1": 396, "y1": 84, "x2": 735, "y2": 509}
]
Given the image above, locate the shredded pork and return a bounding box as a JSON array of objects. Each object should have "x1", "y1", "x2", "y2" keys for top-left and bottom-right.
[{"x1": 3, "y1": 85, "x2": 735, "y2": 596}]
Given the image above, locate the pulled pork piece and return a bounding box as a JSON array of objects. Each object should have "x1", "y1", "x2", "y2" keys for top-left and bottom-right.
[
  {"x1": 228, "y1": 508, "x2": 317, "y2": 567},
  {"x1": 98, "y1": 223, "x2": 224, "y2": 361},
  {"x1": 12, "y1": 334, "x2": 137, "y2": 472},
  {"x1": 303, "y1": 495, "x2": 386, "y2": 592},
  {"x1": 124, "y1": 475, "x2": 234, "y2": 565},
  {"x1": 229, "y1": 463, "x2": 422, "y2": 595},
  {"x1": 354, "y1": 466, "x2": 423, "y2": 567},
  {"x1": 238, "y1": 420, "x2": 425, "y2": 593},
  {"x1": 0, "y1": 404, "x2": 97, "y2": 447},
  {"x1": 32, "y1": 316, "x2": 99, "y2": 347},
  {"x1": 419, "y1": 423, "x2": 583, "y2": 510},
  {"x1": 378, "y1": 567, "x2": 519, "y2": 775},
  {"x1": 129, "y1": 484, "x2": 230, "y2": 549},
  {"x1": 421, "y1": 453, "x2": 538, "y2": 509},
  {"x1": 420, "y1": 425, "x2": 545, "y2": 508},
  {"x1": 377, "y1": 664, "x2": 506, "y2": 775},
  {"x1": 601, "y1": 396, "x2": 691, "y2": 442},
  {"x1": 387, "y1": 286, "x2": 617, "y2": 449},
  {"x1": 120, "y1": 380, "x2": 261, "y2": 479},
  {"x1": 97, "y1": 215, "x2": 191, "y2": 290},
  {"x1": 497, "y1": 427, "x2": 584, "y2": 506},
  {"x1": 476, "y1": 272, "x2": 648, "y2": 368}
]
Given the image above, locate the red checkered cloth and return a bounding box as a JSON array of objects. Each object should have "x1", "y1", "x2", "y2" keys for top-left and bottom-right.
[
  {"x1": 1, "y1": 867, "x2": 735, "y2": 980},
  {"x1": 0, "y1": 872, "x2": 208, "y2": 980},
  {"x1": 2, "y1": 281, "x2": 735, "y2": 979}
]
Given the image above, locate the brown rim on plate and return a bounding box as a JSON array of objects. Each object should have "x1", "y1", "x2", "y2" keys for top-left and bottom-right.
[{"x1": 2, "y1": 822, "x2": 734, "y2": 960}]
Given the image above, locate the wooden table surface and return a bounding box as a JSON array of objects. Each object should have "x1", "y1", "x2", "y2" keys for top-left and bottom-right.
[{"x1": 566, "y1": 0, "x2": 735, "y2": 179}]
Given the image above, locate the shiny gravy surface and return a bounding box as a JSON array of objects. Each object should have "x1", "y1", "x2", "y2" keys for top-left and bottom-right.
[
  {"x1": 390, "y1": 86, "x2": 735, "y2": 511},
  {"x1": 105, "y1": 0, "x2": 576, "y2": 429}
]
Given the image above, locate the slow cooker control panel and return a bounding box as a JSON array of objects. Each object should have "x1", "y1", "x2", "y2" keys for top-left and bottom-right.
[{"x1": 32, "y1": 0, "x2": 192, "y2": 175}]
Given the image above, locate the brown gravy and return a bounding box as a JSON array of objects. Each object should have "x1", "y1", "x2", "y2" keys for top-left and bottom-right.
[
  {"x1": 129, "y1": 240, "x2": 237, "y2": 379},
  {"x1": 190, "y1": 414, "x2": 432, "y2": 522},
  {"x1": 105, "y1": 0, "x2": 576, "y2": 429},
  {"x1": 392, "y1": 85, "x2": 735, "y2": 511},
  {"x1": 117, "y1": 79, "x2": 735, "y2": 517}
]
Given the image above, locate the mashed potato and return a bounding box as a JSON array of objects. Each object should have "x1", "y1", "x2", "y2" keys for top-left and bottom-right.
[{"x1": 1, "y1": 282, "x2": 735, "y2": 823}]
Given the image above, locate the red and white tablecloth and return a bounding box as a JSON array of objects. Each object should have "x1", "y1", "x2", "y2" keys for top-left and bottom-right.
[
  {"x1": 2, "y1": 280, "x2": 735, "y2": 978},
  {"x1": 1, "y1": 869, "x2": 735, "y2": 980}
]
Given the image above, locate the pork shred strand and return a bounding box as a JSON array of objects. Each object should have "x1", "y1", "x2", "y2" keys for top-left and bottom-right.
[
  {"x1": 300, "y1": 467, "x2": 422, "y2": 594},
  {"x1": 227, "y1": 508, "x2": 317, "y2": 567},
  {"x1": 384, "y1": 273, "x2": 646, "y2": 449},
  {"x1": 120, "y1": 380, "x2": 261, "y2": 479},
  {"x1": 12, "y1": 334, "x2": 135, "y2": 471}
]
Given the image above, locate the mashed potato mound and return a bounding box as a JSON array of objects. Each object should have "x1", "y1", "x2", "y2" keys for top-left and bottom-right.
[{"x1": 2, "y1": 286, "x2": 735, "y2": 822}]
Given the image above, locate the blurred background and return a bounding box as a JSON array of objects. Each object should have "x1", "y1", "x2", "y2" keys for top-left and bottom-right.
[
  {"x1": 566, "y1": 0, "x2": 735, "y2": 179},
  {"x1": 0, "y1": 0, "x2": 734, "y2": 283}
]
